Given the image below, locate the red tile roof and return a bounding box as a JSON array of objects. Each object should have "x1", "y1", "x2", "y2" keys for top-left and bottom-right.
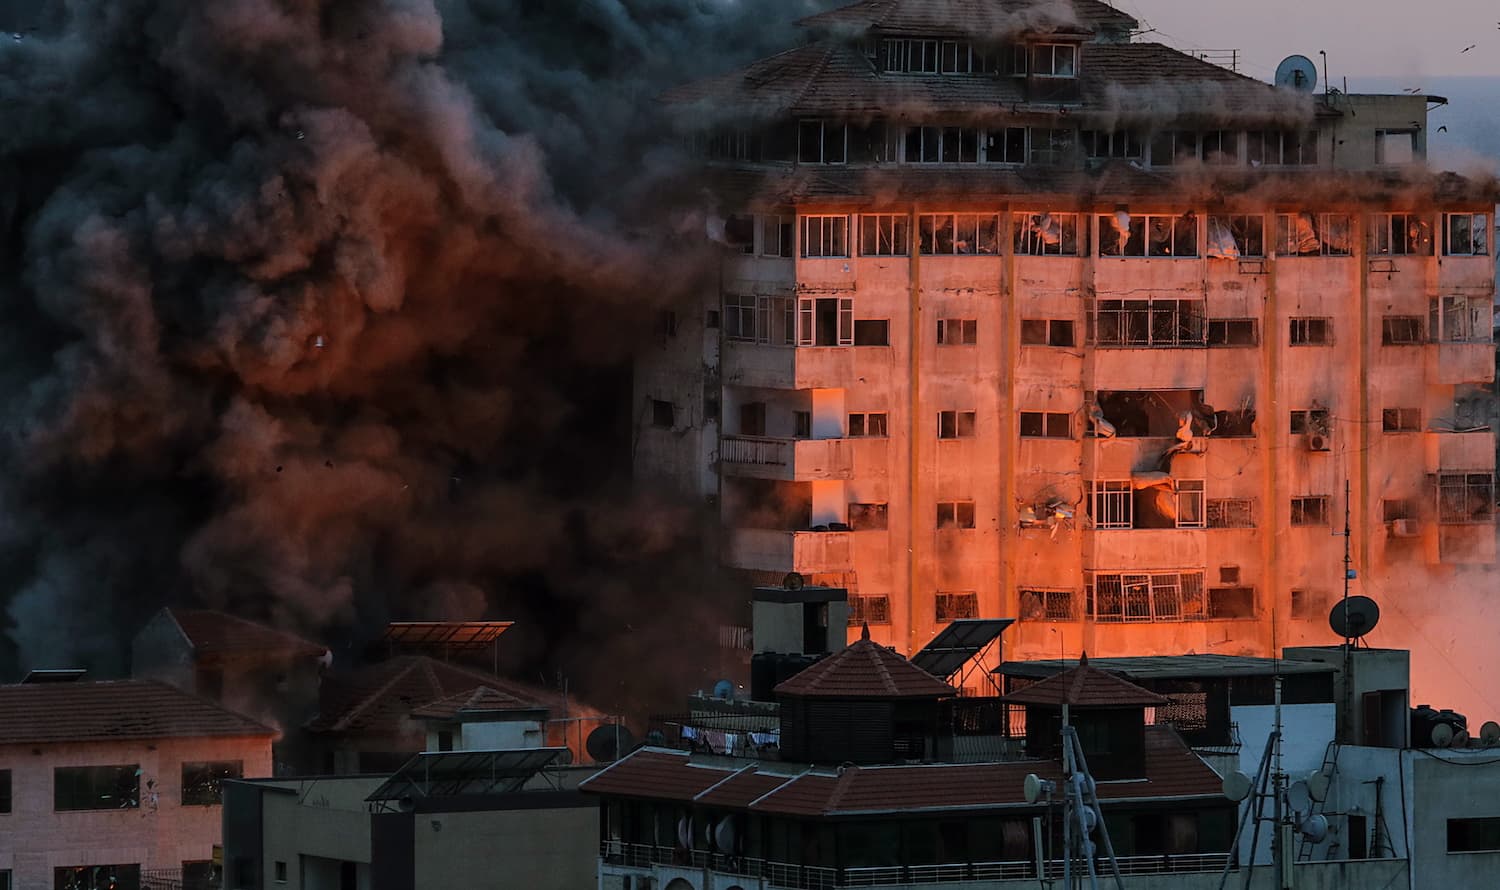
[
  {"x1": 167, "y1": 609, "x2": 328, "y2": 662},
  {"x1": 775, "y1": 634, "x2": 956, "y2": 699},
  {"x1": 409, "y1": 686, "x2": 535, "y2": 720},
  {"x1": 1003, "y1": 654, "x2": 1168, "y2": 708},
  {"x1": 306, "y1": 655, "x2": 568, "y2": 735},
  {"x1": 695, "y1": 767, "x2": 796, "y2": 808},
  {"x1": 749, "y1": 771, "x2": 843, "y2": 816},
  {"x1": 0, "y1": 680, "x2": 275, "y2": 745},
  {"x1": 580, "y1": 749, "x2": 738, "y2": 801},
  {"x1": 796, "y1": 0, "x2": 1137, "y2": 37}
]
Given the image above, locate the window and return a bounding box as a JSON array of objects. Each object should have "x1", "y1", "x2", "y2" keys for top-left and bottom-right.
[
  {"x1": 181, "y1": 761, "x2": 242, "y2": 806},
  {"x1": 1369, "y1": 213, "x2": 1432, "y2": 255},
  {"x1": 1200, "y1": 130, "x2": 1238, "y2": 164},
  {"x1": 984, "y1": 127, "x2": 1029, "y2": 163},
  {"x1": 1014, "y1": 212, "x2": 1081, "y2": 255},
  {"x1": 695, "y1": 130, "x2": 755, "y2": 162},
  {"x1": 935, "y1": 591, "x2": 980, "y2": 622},
  {"x1": 1021, "y1": 319, "x2": 1076, "y2": 347},
  {"x1": 1431, "y1": 295, "x2": 1492, "y2": 343},
  {"x1": 1289, "y1": 317, "x2": 1331, "y2": 345},
  {"x1": 793, "y1": 411, "x2": 811, "y2": 438},
  {"x1": 1207, "y1": 498, "x2": 1257, "y2": 528},
  {"x1": 275, "y1": 861, "x2": 289, "y2": 883},
  {"x1": 1288, "y1": 409, "x2": 1330, "y2": 436},
  {"x1": 938, "y1": 410, "x2": 977, "y2": 439},
  {"x1": 848, "y1": 502, "x2": 889, "y2": 531},
  {"x1": 798, "y1": 297, "x2": 854, "y2": 346},
  {"x1": 1291, "y1": 496, "x2": 1330, "y2": 526},
  {"x1": 1020, "y1": 588, "x2": 1076, "y2": 621},
  {"x1": 1448, "y1": 817, "x2": 1500, "y2": 853},
  {"x1": 1381, "y1": 408, "x2": 1420, "y2": 433},
  {"x1": 1149, "y1": 130, "x2": 1205, "y2": 166},
  {"x1": 1086, "y1": 572, "x2": 1206, "y2": 622},
  {"x1": 739, "y1": 402, "x2": 766, "y2": 436},
  {"x1": 1381, "y1": 316, "x2": 1424, "y2": 345},
  {"x1": 1276, "y1": 213, "x2": 1352, "y2": 256},
  {"x1": 54, "y1": 865, "x2": 141, "y2": 890},
  {"x1": 1028, "y1": 44, "x2": 1076, "y2": 77},
  {"x1": 724, "y1": 294, "x2": 757, "y2": 342},
  {"x1": 759, "y1": 214, "x2": 794, "y2": 257},
  {"x1": 1443, "y1": 212, "x2": 1490, "y2": 256},
  {"x1": 940, "y1": 40, "x2": 981, "y2": 74},
  {"x1": 0, "y1": 769, "x2": 8, "y2": 813},
  {"x1": 1177, "y1": 481, "x2": 1205, "y2": 528},
  {"x1": 1247, "y1": 130, "x2": 1318, "y2": 166},
  {"x1": 880, "y1": 38, "x2": 940, "y2": 74},
  {"x1": 860, "y1": 214, "x2": 909, "y2": 256},
  {"x1": 1437, "y1": 473, "x2": 1495, "y2": 524},
  {"x1": 1090, "y1": 299, "x2": 1205, "y2": 347},
  {"x1": 1099, "y1": 213, "x2": 1198, "y2": 257},
  {"x1": 1028, "y1": 127, "x2": 1075, "y2": 165},
  {"x1": 848, "y1": 595, "x2": 892, "y2": 626},
  {"x1": 798, "y1": 120, "x2": 847, "y2": 165},
  {"x1": 1383, "y1": 498, "x2": 1417, "y2": 522},
  {"x1": 54, "y1": 765, "x2": 139, "y2": 811},
  {"x1": 853, "y1": 319, "x2": 890, "y2": 346},
  {"x1": 919, "y1": 213, "x2": 999, "y2": 255},
  {"x1": 1207, "y1": 587, "x2": 1255, "y2": 618},
  {"x1": 1375, "y1": 130, "x2": 1418, "y2": 165},
  {"x1": 651, "y1": 400, "x2": 674, "y2": 429},
  {"x1": 1088, "y1": 481, "x2": 1133, "y2": 529},
  {"x1": 937, "y1": 318, "x2": 978, "y2": 345},
  {"x1": 903, "y1": 126, "x2": 979, "y2": 163},
  {"x1": 437, "y1": 730, "x2": 454, "y2": 752},
  {"x1": 801, "y1": 215, "x2": 849, "y2": 258},
  {"x1": 1081, "y1": 129, "x2": 1143, "y2": 160},
  {"x1": 1206, "y1": 215, "x2": 1264, "y2": 258},
  {"x1": 937, "y1": 501, "x2": 976, "y2": 529},
  {"x1": 848, "y1": 412, "x2": 888, "y2": 437},
  {"x1": 1019, "y1": 411, "x2": 1071, "y2": 438},
  {"x1": 1207, "y1": 319, "x2": 1259, "y2": 346}
]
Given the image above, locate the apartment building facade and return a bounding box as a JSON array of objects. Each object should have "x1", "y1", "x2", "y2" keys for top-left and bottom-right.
[{"x1": 633, "y1": 0, "x2": 1498, "y2": 666}]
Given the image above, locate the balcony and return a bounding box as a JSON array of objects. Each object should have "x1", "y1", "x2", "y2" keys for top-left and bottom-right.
[
  {"x1": 1426, "y1": 341, "x2": 1495, "y2": 384},
  {"x1": 720, "y1": 436, "x2": 855, "y2": 481},
  {"x1": 1424, "y1": 429, "x2": 1497, "y2": 472},
  {"x1": 726, "y1": 528, "x2": 854, "y2": 573}
]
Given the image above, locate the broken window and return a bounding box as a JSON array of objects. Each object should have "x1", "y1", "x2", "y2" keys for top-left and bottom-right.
[
  {"x1": 1028, "y1": 43, "x2": 1077, "y2": 77},
  {"x1": 848, "y1": 502, "x2": 889, "y2": 531},
  {"x1": 1382, "y1": 408, "x2": 1421, "y2": 433},
  {"x1": 1207, "y1": 319, "x2": 1259, "y2": 346},
  {"x1": 724, "y1": 215, "x2": 756, "y2": 253},
  {"x1": 801, "y1": 215, "x2": 849, "y2": 258},
  {"x1": 1021, "y1": 318, "x2": 1076, "y2": 347},
  {"x1": 1020, "y1": 411, "x2": 1071, "y2": 438},
  {"x1": 984, "y1": 127, "x2": 1029, "y2": 163},
  {"x1": 1092, "y1": 389, "x2": 1210, "y2": 438},
  {"x1": 938, "y1": 410, "x2": 977, "y2": 439},
  {"x1": 937, "y1": 501, "x2": 977, "y2": 529},
  {"x1": 1081, "y1": 129, "x2": 1143, "y2": 160},
  {"x1": 935, "y1": 591, "x2": 980, "y2": 621},
  {"x1": 1291, "y1": 496, "x2": 1330, "y2": 526},
  {"x1": 1177, "y1": 480, "x2": 1206, "y2": 528},
  {"x1": 853, "y1": 319, "x2": 890, "y2": 346},
  {"x1": 651, "y1": 400, "x2": 675, "y2": 429},
  {"x1": 1288, "y1": 409, "x2": 1330, "y2": 436},
  {"x1": 798, "y1": 120, "x2": 847, "y2": 165},
  {"x1": 848, "y1": 595, "x2": 892, "y2": 626},
  {"x1": 1443, "y1": 212, "x2": 1490, "y2": 256},
  {"x1": 181, "y1": 761, "x2": 242, "y2": 806},
  {"x1": 848, "y1": 412, "x2": 888, "y2": 437},
  {"x1": 1430, "y1": 295, "x2": 1492, "y2": 343},
  {"x1": 1289, "y1": 317, "x2": 1332, "y2": 345},
  {"x1": 904, "y1": 126, "x2": 978, "y2": 163},
  {"x1": 1275, "y1": 213, "x2": 1352, "y2": 256},
  {"x1": 937, "y1": 318, "x2": 978, "y2": 345},
  {"x1": 919, "y1": 213, "x2": 999, "y2": 254},
  {"x1": 1382, "y1": 498, "x2": 1417, "y2": 522},
  {"x1": 798, "y1": 297, "x2": 853, "y2": 346},
  {"x1": 759, "y1": 215, "x2": 794, "y2": 257},
  {"x1": 1090, "y1": 298, "x2": 1206, "y2": 346},
  {"x1": 1207, "y1": 587, "x2": 1255, "y2": 619},
  {"x1": 1206, "y1": 214, "x2": 1264, "y2": 258},
  {"x1": 1207, "y1": 498, "x2": 1257, "y2": 528},
  {"x1": 1028, "y1": 127, "x2": 1075, "y2": 165},
  {"x1": 1375, "y1": 130, "x2": 1418, "y2": 165},
  {"x1": 1369, "y1": 213, "x2": 1433, "y2": 255},
  {"x1": 1086, "y1": 572, "x2": 1206, "y2": 623},
  {"x1": 1014, "y1": 212, "x2": 1081, "y2": 255},
  {"x1": 1020, "y1": 588, "x2": 1077, "y2": 621},
  {"x1": 1437, "y1": 473, "x2": 1495, "y2": 524},
  {"x1": 860, "y1": 214, "x2": 909, "y2": 256},
  {"x1": 1247, "y1": 130, "x2": 1318, "y2": 166},
  {"x1": 54, "y1": 865, "x2": 142, "y2": 890},
  {"x1": 1381, "y1": 316, "x2": 1424, "y2": 345},
  {"x1": 1099, "y1": 213, "x2": 1198, "y2": 257},
  {"x1": 1088, "y1": 480, "x2": 1133, "y2": 529},
  {"x1": 54, "y1": 765, "x2": 139, "y2": 811}
]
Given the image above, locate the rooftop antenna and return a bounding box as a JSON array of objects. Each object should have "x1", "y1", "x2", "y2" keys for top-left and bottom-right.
[{"x1": 1318, "y1": 50, "x2": 1329, "y2": 97}]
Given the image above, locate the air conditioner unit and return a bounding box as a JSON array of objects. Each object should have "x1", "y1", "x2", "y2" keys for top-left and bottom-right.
[
  {"x1": 1306, "y1": 433, "x2": 1331, "y2": 452},
  {"x1": 1390, "y1": 518, "x2": 1422, "y2": 538}
]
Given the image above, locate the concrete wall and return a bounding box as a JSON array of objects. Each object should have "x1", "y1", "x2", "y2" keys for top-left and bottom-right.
[
  {"x1": 0, "y1": 735, "x2": 272, "y2": 890},
  {"x1": 411, "y1": 799, "x2": 597, "y2": 890},
  {"x1": 236, "y1": 776, "x2": 383, "y2": 890}
]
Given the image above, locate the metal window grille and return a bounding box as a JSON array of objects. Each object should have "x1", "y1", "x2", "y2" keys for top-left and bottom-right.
[
  {"x1": 1091, "y1": 299, "x2": 1205, "y2": 346},
  {"x1": 1437, "y1": 473, "x2": 1496, "y2": 524},
  {"x1": 935, "y1": 592, "x2": 979, "y2": 622},
  {"x1": 1206, "y1": 498, "x2": 1256, "y2": 528},
  {"x1": 848, "y1": 595, "x2": 892, "y2": 626},
  {"x1": 1020, "y1": 588, "x2": 1076, "y2": 621},
  {"x1": 1090, "y1": 481, "x2": 1133, "y2": 529}
]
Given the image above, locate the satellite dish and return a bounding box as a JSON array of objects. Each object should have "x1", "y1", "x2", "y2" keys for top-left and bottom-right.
[
  {"x1": 1329, "y1": 596, "x2": 1381, "y2": 639},
  {"x1": 1454, "y1": 729, "x2": 1471, "y2": 748},
  {"x1": 1023, "y1": 773, "x2": 1053, "y2": 804},
  {"x1": 1300, "y1": 814, "x2": 1329, "y2": 843},
  {"x1": 1275, "y1": 55, "x2": 1319, "y2": 92},
  {"x1": 783, "y1": 572, "x2": 805, "y2": 591},
  {"x1": 1431, "y1": 722, "x2": 1455, "y2": 748},
  {"x1": 714, "y1": 816, "x2": 737, "y2": 852},
  {"x1": 1480, "y1": 721, "x2": 1500, "y2": 746},
  {"x1": 1287, "y1": 780, "x2": 1312, "y2": 813},
  {"x1": 1222, "y1": 771, "x2": 1253, "y2": 802},
  {"x1": 1306, "y1": 772, "x2": 1330, "y2": 803},
  {"x1": 586, "y1": 725, "x2": 637, "y2": 763}
]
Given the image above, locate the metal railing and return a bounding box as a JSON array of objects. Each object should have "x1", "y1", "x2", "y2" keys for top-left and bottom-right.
[{"x1": 721, "y1": 435, "x2": 788, "y2": 466}]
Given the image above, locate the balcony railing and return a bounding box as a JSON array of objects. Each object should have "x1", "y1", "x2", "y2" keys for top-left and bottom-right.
[{"x1": 722, "y1": 435, "x2": 788, "y2": 467}]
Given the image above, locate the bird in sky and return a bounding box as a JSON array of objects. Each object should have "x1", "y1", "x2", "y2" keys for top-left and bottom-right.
[{"x1": 1461, "y1": 44, "x2": 1478, "y2": 53}]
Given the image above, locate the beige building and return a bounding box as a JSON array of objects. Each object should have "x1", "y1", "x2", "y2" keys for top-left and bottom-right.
[{"x1": 635, "y1": 0, "x2": 1497, "y2": 672}]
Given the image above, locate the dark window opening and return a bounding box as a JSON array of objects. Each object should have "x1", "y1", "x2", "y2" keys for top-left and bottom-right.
[
  {"x1": 54, "y1": 765, "x2": 139, "y2": 811},
  {"x1": 1092, "y1": 389, "x2": 1215, "y2": 438},
  {"x1": 437, "y1": 731, "x2": 454, "y2": 752},
  {"x1": 935, "y1": 592, "x2": 980, "y2": 622},
  {"x1": 794, "y1": 411, "x2": 811, "y2": 439},
  {"x1": 1020, "y1": 588, "x2": 1076, "y2": 621},
  {"x1": 853, "y1": 319, "x2": 890, "y2": 346},
  {"x1": 54, "y1": 866, "x2": 140, "y2": 890},
  {"x1": 938, "y1": 410, "x2": 977, "y2": 439},
  {"x1": 1291, "y1": 496, "x2": 1330, "y2": 526},
  {"x1": 848, "y1": 412, "x2": 888, "y2": 437},
  {"x1": 1381, "y1": 408, "x2": 1420, "y2": 433},
  {"x1": 848, "y1": 503, "x2": 889, "y2": 531},
  {"x1": 0, "y1": 769, "x2": 9, "y2": 814},
  {"x1": 937, "y1": 501, "x2": 977, "y2": 529},
  {"x1": 1447, "y1": 818, "x2": 1500, "y2": 853},
  {"x1": 739, "y1": 402, "x2": 766, "y2": 437},
  {"x1": 937, "y1": 318, "x2": 978, "y2": 345},
  {"x1": 1381, "y1": 316, "x2": 1423, "y2": 345},
  {"x1": 1021, "y1": 318, "x2": 1075, "y2": 347},
  {"x1": 1207, "y1": 319, "x2": 1259, "y2": 346},
  {"x1": 848, "y1": 595, "x2": 892, "y2": 626},
  {"x1": 1290, "y1": 317, "x2": 1331, "y2": 345},
  {"x1": 1288, "y1": 409, "x2": 1330, "y2": 437},
  {"x1": 181, "y1": 761, "x2": 242, "y2": 806},
  {"x1": 1207, "y1": 587, "x2": 1255, "y2": 619},
  {"x1": 651, "y1": 399, "x2": 675, "y2": 429},
  {"x1": 1020, "y1": 411, "x2": 1071, "y2": 438}
]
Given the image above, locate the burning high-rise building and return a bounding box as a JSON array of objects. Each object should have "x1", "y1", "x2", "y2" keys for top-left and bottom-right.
[{"x1": 634, "y1": 0, "x2": 1498, "y2": 675}]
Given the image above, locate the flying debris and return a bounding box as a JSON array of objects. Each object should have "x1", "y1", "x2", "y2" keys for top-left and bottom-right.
[{"x1": 1462, "y1": 44, "x2": 1478, "y2": 53}]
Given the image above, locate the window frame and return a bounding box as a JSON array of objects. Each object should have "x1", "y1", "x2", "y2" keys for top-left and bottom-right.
[
  {"x1": 936, "y1": 501, "x2": 977, "y2": 530},
  {"x1": 797, "y1": 297, "x2": 854, "y2": 346},
  {"x1": 1288, "y1": 409, "x2": 1331, "y2": 437},
  {"x1": 1019, "y1": 588, "x2": 1077, "y2": 621},
  {"x1": 918, "y1": 213, "x2": 1000, "y2": 255},
  {"x1": 935, "y1": 591, "x2": 980, "y2": 622},
  {"x1": 1381, "y1": 408, "x2": 1421, "y2": 433},
  {"x1": 758, "y1": 214, "x2": 794, "y2": 258},
  {"x1": 936, "y1": 318, "x2": 978, "y2": 346},
  {"x1": 860, "y1": 214, "x2": 910, "y2": 257},
  {"x1": 1207, "y1": 318, "x2": 1260, "y2": 347},
  {"x1": 1028, "y1": 43, "x2": 1077, "y2": 78},
  {"x1": 1089, "y1": 480, "x2": 1134, "y2": 530},
  {"x1": 1098, "y1": 213, "x2": 1199, "y2": 258},
  {"x1": 1430, "y1": 295, "x2": 1493, "y2": 344},
  {"x1": 1014, "y1": 212, "x2": 1082, "y2": 256},
  {"x1": 797, "y1": 120, "x2": 848, "y2": 165},
  {"x1": 1247, "y1": 130, "x2": 1318, "y2": 166},
  {"x1": 848, "y1": 412, "x2": 888, "y2": 438},
  {"x1": 54, "y1": 765, "x2": 141, "y2": 812},
  {"x1": 937, "y1": 410, "x2": 977, "y2": 439},
  {"x1": 1436, "y1": 472, "x2": 1495, "y2": 525},
  {"x1": 1290, "y1": 496, "x2": 1330, "y2": 527},
  {"x1": 1206, "y1": 214, "x2": 1265, "y2": 258},
  {"x1": 1206, "y1": 497, "x2": 1257, "y2": 529},
  {"x1": 1020, "y1": 318, "x2": 1076, "y2": 347},
  {"x1": 1085, "y1": 571, "x2": 1207, "y2": 623},
  {"x1": 1289, "y1": 317, "x2": 1332, "y2": 346},
  {"x1": 800, "y1": 214, "x2": 850, "y2": 259},
  {"x1": 1081, "y1": 129, "x2": 1143, "y2": 161},
  {"x1": 1089, "y1": 298, "x2": 1206, "y2": 347},
  {"x1": 1368, "y1": 212, "x2": 1433, "y2": 256},
  {"x1": 1442, "y1": 212, "x2": 1490, "y2": 256},
  {"x1": 1276, "y1": 212, "x2": 1353, "y2": 257},
  {"x1": 1380, "y1": 315, "x2": 1424, "y2": 345},
  {"x1": 1019, "y1": 411, "x2": 1072, "y2": 439},
  {"x1": 1176, "y1": 480, "x2": 1206, "y2": 529},
  {"x1": 1448, "y1": 817, "x2": 1500, "y2": 853},
  {"x1": 847, "y1": 502, "x2": 890, "y2": 531},
  {"x1": 53, "y1": 865, "x2": 142, "y2": 890},
  {"x1": 848, "y1": 595, "x2": 893, "y2": 626},
  {"x1": 0, "y1": 768, "x2": 9, "y2": 814}
]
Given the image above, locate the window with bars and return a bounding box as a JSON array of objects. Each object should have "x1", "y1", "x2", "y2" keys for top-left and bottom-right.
[
  {"x1": 1205, "y1": 214, "x2": 1265, "y2": 258},
  {"x1": 1086, "y1": 572, "x2": 1206, "y2": 622},
  {"x1": 1381, "y1": 408, "x2": 1421, "y2": 433},
  {"x1": 848, "y1": 412, "x2": 888, "y2": 437},
  {"x1": 848, "y1": 595, "x2": 892, "y2": 626},
  {"x1": 938, "y1": 410, "x2": 977, "y2": 439},
  {"x1": 1020, "y1": 588, "x2": 1077, "y2": 621},
  {"x1": 1207, "y1": 318, "x2": 1259, "y2": 346},
  {"x1": 1289, "y1": 317, "x2": 1332, "y2": 345},
  {"x1": 1436, "y1": 473, "x2": 1495, "y2": 524},
  {"x1": 937, "y1": 501, "x2": 977, "y2": 529},
  {"x1": 1021, "y1": 318, "x2": 1076, "y2": 347},
  {"x1": 1207, "y1": 498, "x2": 1256, "y2": 528},
  {"x1": 801, "y1": 215, "x2": 850, "y2": 258},
  {"x1": 1020, "y1": 411, "x2": 1072, "y2": 438},
  {"x1": 1089, "y1": 299, "x2": 1206, "y2": 347},
  {"x1": 1014, "y1": 212, "x2": 1082, "y2": 255},
  {"x1": 1368, "y1": 213, "x2": 1433, "y2": 255},
  {"x1": 937, "y1": 318, "x2": 978, "y2": 345},
  {"x1": 797, "y1": 120, "x2": 847, "y2": 165},
  {"x1": 1443, "y1": 212, "x2": 1490, "y2": 256},
  {"x1": 1276, "y1": 213, "x2": 1352, "y2": 256},
  {"x1": 935, "y1": 591, "x2": 980, "y2": 622},
  {"x1": 1291, "y1": 496, "x2": 1330, "y2": 526},
  {"x1": 860, "y1": 214, "x2": 909, "y2": 256},
  {"x1": 848, "y1": 502, "x2": 889, "y2": 531},
  {"x1": 1099, "y1": 213, "x2": 1198, "y2": 257},
  {"x1": 919, "y1": 213, "x2": 1000, "y2": 255},
  {"x1": 1088, "y1": 481, "x2": 1133, "y2": 529},
  {"x1": 1430, "y1": 295, "x2": 1493, "y2": 343},
  {"x1": 1381, "y1": 316, "x2": 1424, "y2": 345}
]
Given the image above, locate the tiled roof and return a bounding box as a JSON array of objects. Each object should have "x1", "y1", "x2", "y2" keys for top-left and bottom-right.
[
  {"x1": 774, "y1": 633, "x2": 956, "y2": 699},
  {"x1": 0, "y1": 680, "x2": 275, "y2": 745},
  {"x1": 796, "y1": 0, "x2": 1137, "y2": 37},
  {"x1": 1081, "y1": 43, "x2": 1313, "y2": 127},
  {"x1": 408, "y1": 686, "x2": 535, "y2": 720},
  {"x1": 306, "y1": 655, "x2": 567, "y2": 735},
  {"x1": 167, "y1": 608, "x2": 328, "y2": 662},
  {"x1": 581, "y1": 728, "x2": 1223, "y2": 814},
  {"x1": 1003, "y1": 653, "x2": 1168, "y2": 708}
]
